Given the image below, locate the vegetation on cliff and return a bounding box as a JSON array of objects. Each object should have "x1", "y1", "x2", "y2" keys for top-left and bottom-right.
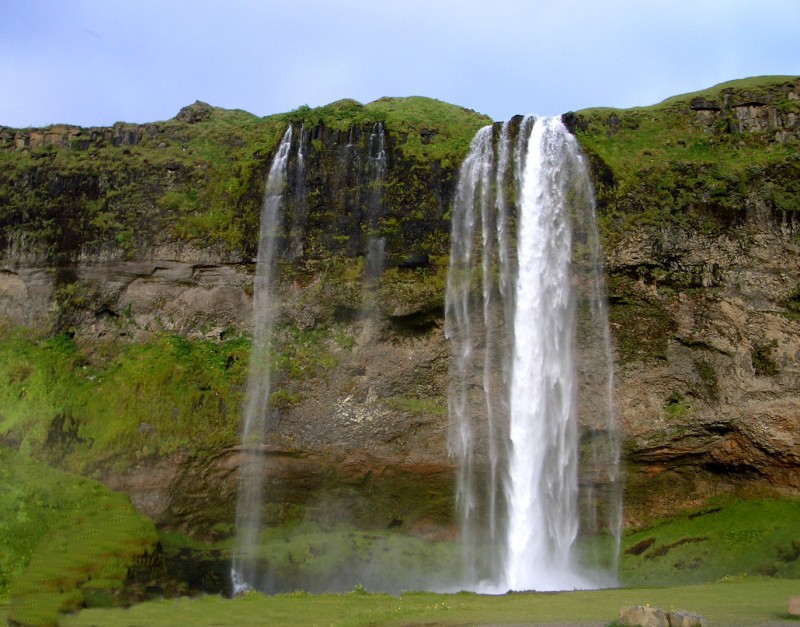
[
  {"x1": 2, "y1": 77, "x2": 800, "y2": 620},
  {"x1": 0, "y1": 96, "x2": 489, "y2": 261},
  {"x1": 0, "y1": 327, "x2": 248, "y2": 473},
  {"x1": 572, "y1": 76, "x2": 800, "y2": 249}
]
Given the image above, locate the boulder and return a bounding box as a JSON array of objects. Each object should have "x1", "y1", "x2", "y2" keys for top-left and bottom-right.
[
  {"x1": 619, "y1": 606, "x2": 707, "y2": 627},
  {"x1": 619, "y1": 605, "x2": 667, "y2": 626},
  {"x1": 667, "y1": 609, "x2": 706, "y2": 626}
]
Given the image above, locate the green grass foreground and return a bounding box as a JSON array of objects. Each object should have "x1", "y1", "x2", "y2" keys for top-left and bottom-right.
[{"x1": 60, "y1": 578, "x2": 800, "y2": 626}]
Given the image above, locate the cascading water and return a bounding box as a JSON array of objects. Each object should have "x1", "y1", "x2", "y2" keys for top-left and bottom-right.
[
  {"x1": 445, "y1": 115, "x2": 621, "y2": 593},
  {"x1": 231, "y1": 126, "x2": 293, "y2": 594},
  {"x1": 360, "y1": 123, "x2": 387, "y2": 342}
]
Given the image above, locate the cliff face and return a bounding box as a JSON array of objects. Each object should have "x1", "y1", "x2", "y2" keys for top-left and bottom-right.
[
  {"x1": 573, "y1": 76, "x2": 800, "y2": 521},
  {"x1": 1, "y1": 79, "x2": 799, "y2": 535}
]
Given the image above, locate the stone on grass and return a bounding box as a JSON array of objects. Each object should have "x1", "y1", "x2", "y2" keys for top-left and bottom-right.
[
  {"x1": 667, "y1": 609, "x2": 707, "y2": 626},
  {"x1": 619, "y1": 605, "x2": 667, "y2": 626},
  {"x1": 788, "y1": 596, "x2": 800, "y2": 617}
]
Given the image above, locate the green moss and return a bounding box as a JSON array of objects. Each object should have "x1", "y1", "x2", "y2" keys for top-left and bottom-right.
[
  {"x1": 621, "y1": 496, "x2": 800, "y2": 586},
  {"x1": 607, "y1": 275, "x2": 676, "y2": 364},
  {"x1": 663, "y1": 392, "x2": 690, "y2": 420},
  {"x1": 694, "y1": 358, "x2": 719, "y2": 402},
  {"x1": 0, "y1": 329, "x2": 248, "y2": 472},
  {"x1": 0, "y1": 445, "x2": 157, "y2": 625},
  {"x1": 751, "y1": 340, "x2": 779, "y2": 377},
  {"x1": 382, "y1": 396, "x2": 446, "y2": 416}
]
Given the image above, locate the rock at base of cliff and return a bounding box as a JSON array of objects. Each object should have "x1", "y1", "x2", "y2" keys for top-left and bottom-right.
[
  {"x1": 619, "y1": 606, "x2": 667, "y2": 626},
  {"x1": 667, "y1": 610, "x2": 707, "y2": 627},
  {"x1": 619, "y1": 606, "x2": 706, "y2": 627}
]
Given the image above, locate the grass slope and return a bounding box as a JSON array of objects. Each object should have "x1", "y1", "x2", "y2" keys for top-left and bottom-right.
[
  {"x1": 0, "y1": 445, "x2": 157, "y2": 626},
  {"x1": 621, "y1": 496, "x2": 800, "y2": 586},
  {"x1": 0, "y1": 328, "x2": 248, "y2": 474},
  {"x1": 573, "y1": 75, "x2": 800, "y2": 247}
]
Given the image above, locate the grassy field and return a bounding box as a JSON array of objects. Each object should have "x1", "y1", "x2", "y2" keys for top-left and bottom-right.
[{"x1": 57, "y1": 578, "x2": 800, "y2": 626}]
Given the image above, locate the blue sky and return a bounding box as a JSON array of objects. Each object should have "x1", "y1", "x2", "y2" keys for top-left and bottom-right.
[{"x1": 1, "y1": 0, "x2": 798, "y2": 128}]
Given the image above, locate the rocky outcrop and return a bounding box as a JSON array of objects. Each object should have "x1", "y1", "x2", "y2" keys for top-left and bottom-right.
[
  {"x1": 609, "y1": 208, "x2": 800, "y2": 522},
  {"x1": 687, "y1": 79, "x2": 800, "y2": 139},
  {"x1": 0, "y1": 252, "x2": 251, "y2": 338},
  {"x1": 619, "y1": 605, "x2": 706, "y2": 627},
  {"x1": 574, "y1": 76, "x2": 800, "y2": 521}
]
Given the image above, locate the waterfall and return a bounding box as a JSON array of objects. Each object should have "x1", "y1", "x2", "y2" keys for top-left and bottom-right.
[
  {"x1": 360, "y1": 122, "x2": 387, "y2": 343},
  {"x1": 231, "y1": 125, "x2": 293, "y2": 594},
  {"x1": 445, "y1": 116, "x2": 620, "y2": 593}
]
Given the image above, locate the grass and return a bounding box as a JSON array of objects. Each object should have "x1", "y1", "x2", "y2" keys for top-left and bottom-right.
[
  {"x1": 0, "y1": 328, "x2": 248, "y2": 473},
  {"x1": 0, "y1": 445, "x2": 158, "y2": 626},
  {"x1": 572, "y1": 76, "x2": 800, "y2": 249},
  {"x1": 621, "y1": 496, "x2": 800, "y2": 586},
  {"x1": 60, "y1": 578, "x2": 800, "y2": 626},
  {"x1": 655, "y1": 75, "x2": 800, "y2": 107},
  {"x1": 286, "y1": 95, "x2": 491, "y2": 162}
]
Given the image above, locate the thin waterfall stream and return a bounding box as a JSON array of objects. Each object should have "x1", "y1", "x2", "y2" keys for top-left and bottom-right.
[
  {"x1": 231, "y1": 126, "x2": 293, "y2": 594},
  {"x1": 360, "y1": 122, "x2": 387, "y2": 343}
]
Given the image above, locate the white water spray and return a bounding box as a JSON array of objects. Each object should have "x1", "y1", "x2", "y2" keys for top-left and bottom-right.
[
  {"x1": 446, "y1": 116, "x2": 620, "y2": 593},
  {"x1": 231, "y1": 126, "x2": 293, "y2": 594}
]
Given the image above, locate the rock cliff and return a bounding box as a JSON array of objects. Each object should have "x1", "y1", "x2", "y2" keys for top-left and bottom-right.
[{"x1": 1, "y1": 78, "x2": 798, "y2": 536}]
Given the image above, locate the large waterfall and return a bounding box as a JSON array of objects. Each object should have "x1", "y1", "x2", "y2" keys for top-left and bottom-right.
[
  {"x1": 231, "y1": 126, "x2": 293, "y2": 594},
  {"x1": 445, "y1": 116, "x2": 621, "y2": 593}
]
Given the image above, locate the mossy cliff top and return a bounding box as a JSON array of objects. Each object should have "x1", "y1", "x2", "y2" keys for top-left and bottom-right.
[
  {"x1": 569, "y1": 75, "x2": 800, "y2": 245},
  {"x1": 0, "y1": 96, "x2": 490, "y2": 263}
]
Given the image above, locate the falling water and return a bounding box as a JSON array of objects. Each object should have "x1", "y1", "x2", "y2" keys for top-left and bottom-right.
[
  {"x1": 231, "y1": 126, "x2": 293, "y2": 594},
  {"x1": 359, "y1": 123, "x2": 387, "y2": 343},
  {"x1": 445, "y1": 116, "x2": 620, "y2": 593}
]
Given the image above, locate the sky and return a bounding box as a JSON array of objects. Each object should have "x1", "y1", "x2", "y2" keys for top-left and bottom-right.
[{"x1": 1, "y1": 0, "x2": 798, "y2": 128}]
